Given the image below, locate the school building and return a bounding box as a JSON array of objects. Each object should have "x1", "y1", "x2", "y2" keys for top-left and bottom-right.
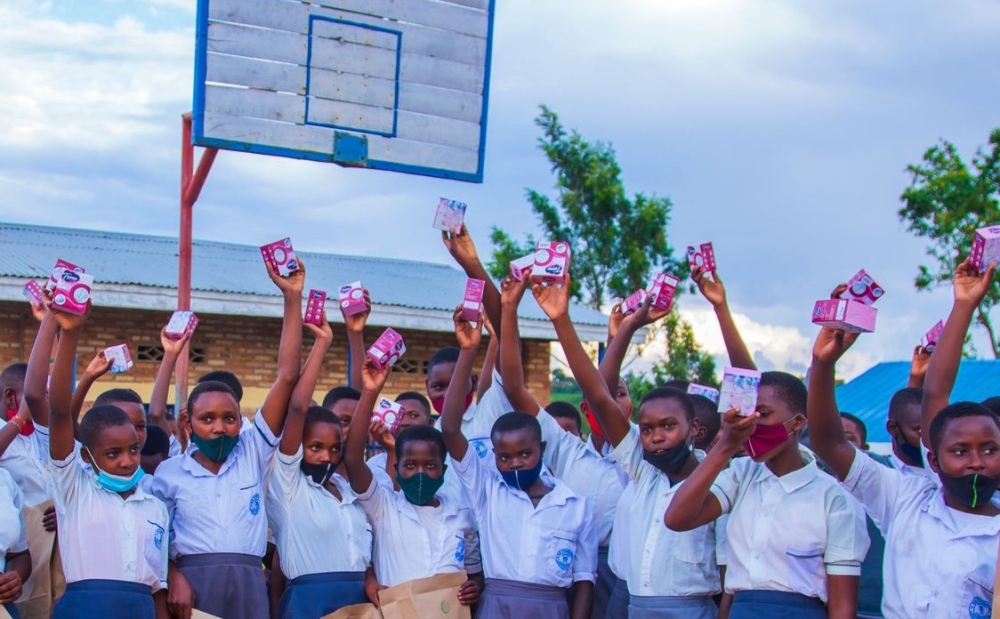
[{"x1": 0, "y1": 223, "x2": 613, "y2": 412}]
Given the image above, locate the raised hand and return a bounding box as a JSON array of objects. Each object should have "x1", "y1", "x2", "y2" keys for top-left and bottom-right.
[
  {"x1": 811, "y1": 327, "x2": 860, "y2": 365},
  {"x1": 81, "y1": 350, "x2": 113, "y2": 381},
  {"x1": 608, "y1": 302, "x2": 625, "y2": 341},
  {"x1": 716, "y1": 408, "x2": 759, "y2": 455},
  {"x1": 694, "y1": 266, "x2": 727, "y2": 308},
  {"x1": 453, "y1": 307, "x2": 483, "y2": 351},
  {"x1": 304, "y1": 312, "x2": 334, "y2": 343},
  {"x1": 441, "y1": 223, "x2": 480, "y2": 269},
  {"x1": 360, "y1": 358, "x2": 390, "y2": 394},
  {"x1": 531, "y1": 275, "x2": 571, "y2": 321},
  {"x1": 953, "y1": 257, "x2": 996, "y2": 308},
  {"x1": 343, "y1": 289, "x2": 371, "y2": 334},
  {"x1": 621, "y1": 293, "x2": 669, "y2": 330},
  {"x1": 160, "y1": 325, "x2": 193, "y2": 358},
  {"x1": 499, "y1": 275, "x2": 528, "y2": 308},
  {"x1": 51, "y1": 303, "x2": 90, "y2": 333},
  {"x1": 267, "y1": 256, "x2": 307, "y2": 296},
  {"x1": 369, "y1": 419, "x2": 396, "y2": 452}
]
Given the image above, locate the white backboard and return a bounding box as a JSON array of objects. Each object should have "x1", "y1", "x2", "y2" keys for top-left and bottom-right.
[{"x1": 193, "y1": 0, "x2": 495, "y2": 182}]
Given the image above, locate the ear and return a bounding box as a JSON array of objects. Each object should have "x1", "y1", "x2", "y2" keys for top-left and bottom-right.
[
  {"x1": 80, "y1": 446, "x2": 93, "y2": 465},
  {"x1": 885, "y1": 419, "x2": 898, "y2": 436},
  {"x1": 790, "y1": 414, "x2": 807, "y2": 434},
  {"x1": 2, "y1": 388, "x2": 15, "y2": 410},
  {"x1": 690, "y1": 418, "x2": 705, "y2": 441},
  {"x1": 926, "y1": 449, "x2": 941, "y2": 474},
  {"x1": 862, "y1": 442, "x2": 870, "y2": 451}
]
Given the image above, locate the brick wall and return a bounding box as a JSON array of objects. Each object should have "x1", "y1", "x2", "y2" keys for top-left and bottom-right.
[{"x1": 0, "y1": 302, "x2": 552, "y2": 412}]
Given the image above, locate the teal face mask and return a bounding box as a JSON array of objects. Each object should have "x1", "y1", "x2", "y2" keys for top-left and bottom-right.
[
  {"x1": 190, "y1": 432, "x2": 240, "y2": 462},
  {"x1": 86, "y1": 448, "x2": 144, "y2": 493},
  {"x1": 395, "y1": 467, "x2": 446, "y2": 505}
]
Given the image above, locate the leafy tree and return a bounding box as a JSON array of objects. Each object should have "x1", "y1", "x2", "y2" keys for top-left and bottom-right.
[
  {"x1": 899, "y1": 129, "x2": 1000, "y2": 357},
  {"x1": 650, "y1": 311, "x2": 718, "y2": 387}
]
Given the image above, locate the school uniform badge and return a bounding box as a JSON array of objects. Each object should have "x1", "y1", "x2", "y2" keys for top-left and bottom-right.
[
  {"x1": 249, "y1": 493, "x2": 261, "y2": 516},
  {"x1": 969, "y1": 597, "x2": 990, "y2": 619},
  {"x1": 555, "y1": 548, "x2": 574, "y2": 571},
  {"x1": 153, "y1": 525, "x2": 164, "y2": 549},
  {"x1": 473, "y1": 440, "x2": 488, "y2": 459},
  {"x1": 455, "y1": 538, "x2": 466, "y2": 563}
]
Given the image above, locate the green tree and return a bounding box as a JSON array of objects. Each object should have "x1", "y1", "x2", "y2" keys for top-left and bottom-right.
[
  {"x1": 898, "y1": 129, "x2": 1000, "y2": 357},
  {"x1": 650, "y1": 311, "x2": 718, "y2": 387}
]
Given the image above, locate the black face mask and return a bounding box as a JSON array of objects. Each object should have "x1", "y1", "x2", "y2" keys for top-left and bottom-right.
[
  {"x1": 939, "y1": 471, "x2": 1000, "y2": 509},
  {"x1": 898, "y1": 438, "x2": 925, "y2": 468},
  {"x1": 643, "y1": 443, "x2": 691, "y2": 476},
  {"x1": 300, "y1": 461, "x2": 333, "y2": 485}
]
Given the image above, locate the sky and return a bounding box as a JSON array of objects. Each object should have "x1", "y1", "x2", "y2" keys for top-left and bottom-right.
[{"x1": 2, "y1": 0, "x2": 999, "y2": 381}]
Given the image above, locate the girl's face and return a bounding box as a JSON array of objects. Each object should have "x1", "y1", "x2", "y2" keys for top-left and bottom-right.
[
  {"x1": 398, "y1": 440, "x2": 445, "y2": 480},
  {"x1": 749, "y1": 385, "x2": 805, "y2": 461},
  {"x1": 188, "y1": 391, "x2": 241, "y2": 440},
  {"x1": 637, "y1": 397, "x2": 690, "y2": 453},
  {"x1": 83, "y1": 423, "x2": 141, "y2": 477},
  {"x1": 302, "y1": 421, "x2": 343, "y2": 467},
  {"x1": 394, "y1": 398, "x2": 432, "y2": 434}
]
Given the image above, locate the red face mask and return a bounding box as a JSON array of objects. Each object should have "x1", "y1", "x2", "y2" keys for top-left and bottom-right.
[
  {"x1": 581, "y1": 402, "x2": 605, "y2": 439},
  {"x1": 6, "y1": 400, "x2": 34, "y2": 437},
  {"x1": 431, "y1": 392, "x2": 475, "y2": 415},
  {"x1": 744, "y1": 417, "x2": 796, "y2": 459}
]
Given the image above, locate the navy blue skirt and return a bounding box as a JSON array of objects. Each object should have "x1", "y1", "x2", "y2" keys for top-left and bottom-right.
[
  {"x1": 730, "y1": 590, "x2": 826, "y2": 619},
  {"x1": 277, "y1": 571, "x2": 367, "y2": 619},
  {"x1": 177, "y1": 553, "x2": 268, "y2": 619},
  {"x1": 51, "y1": 580, "x2": 154, "y2": 619}
]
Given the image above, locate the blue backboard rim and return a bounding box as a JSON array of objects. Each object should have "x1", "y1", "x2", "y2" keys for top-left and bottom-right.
[{"x1": 191, "y1": 0, "x2": 495, "y2": 184}]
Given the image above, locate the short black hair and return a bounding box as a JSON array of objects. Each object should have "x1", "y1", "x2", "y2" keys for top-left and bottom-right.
[
  {"x1": 760, "y1": 371, "x2": 807, "y2": 416},
  {"x1": 396, "y1": 391, "x2": 431, "y2": 413},
  {"x1": 840, "y1": 412, "x2": 868, "y2": 445},
  {"x1": 187, "y1": 380, "x2": 239, "y2": 414},
  {"x1": 94, "y1": 388, "x2": 143, "y2": 407},
  {"x1": 142, "y1": 425, "x2": 171, "y2": 458},
  {"x1": 889, "y1": 387, "x2": 923, "y2": 421},
  {"x1": 0, "y1": 363, "x2": 27, "y2": 392},
  {"x1": 322, "y1": 386, "x2": 361, "y2": 409},
  {"x1": 491, "y1": 411, "x2": 542, "y2": 444},
  {"x1": 197, "y1": 371, "x2": 243, "y2": 403},
  {"x1": 981, "y1": 397, "x2": 1000, "y2": 416},
  {"x1": 428, "y1": 347, "x2": 460, "y2": 374},
  {"x1": 690, "y1": 394, "x2": 720, "y2": 446},
  {"x1": 929, "y1": 401, "x2": 1000, "y2": 452},
  {"x1": 304, "y1": 406, "x2": 341, "y2": 430},
  {"x1": 661, "y1": 379, "x2": 690, "y2": 391},
  {"x1": 395, "y1": 424, "x2": 447, "y2": 462},
  {"x1": 640, "y1": 386, "x2": 695, "y2": 421},
  {"x1": 545, "y1": 401, "x2": 582, "y2": 431},
  {"x1": 80, "y1": 404, "x2": 134, "y2": 448}
]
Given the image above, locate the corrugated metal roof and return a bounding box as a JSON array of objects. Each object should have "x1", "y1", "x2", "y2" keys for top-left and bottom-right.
[
  {"x1": 835, "y1": 360, "x2": 1000, "y2": 443},
  {"x1": 0, "y1": 222, "x2": 609, "y2": 326}
]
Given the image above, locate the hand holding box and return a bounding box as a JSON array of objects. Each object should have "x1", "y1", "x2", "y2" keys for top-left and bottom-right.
[
  {"x1": 104, "y1": 344, "x2": 133, "y2": 374},
  {"x1": 432, "y1": 198, "x2": 468, "y2": 232},
  {"x1": 367, "y1": 328, "x2": 406, "y2": 370},
  {"x1": 165, "y1": 311, "x2": 199, "y2": 339},
  {"x1": 461, "y1": 278, "x2": 485, "y2": 324},
  {"x1": 621, "y1": 289, "x2": 648, "y2": 316},
  {"x1": 509, "y1": 254, "x2": 535, "y2": 282},
  {"x1": 921, "y1": 320, "x2": 945, "y2": 352},
  {"x1": 304, "y1": 290, "x2": 327, "y2": 326},
  {"x1": 23, "y1": 281, "x2": 43, "y2": 306},
  {"x1": 373, "y1": 398, "x2": 403, "y2": 432},
  {"x1": 687, "y1": 243, "x2": 716, "y2": 273},
  {"x1": 811, "y1": 299, "x2": 877, "y2": 333},
  {"x1": 260, "y1": 238, "x2": 301, "y2": 277},
  {"x1": 648, "y1": 273, "x2": 680, "y2": 311},
  {"x1": 718, "y1": 367, "x2": 761, "y2": 417},
  {"x1": 51, "y1": 270, "x2": 93, "y2": 316},
  {"x1": 338, "y1": 281, "x2": 368, "y2": 317},
  {"x1": 531, "y1": 241, "x2": 571, "y2": 285},
  {"x1": 841, "y1": 269, "x2": 885, "y2": 306}
]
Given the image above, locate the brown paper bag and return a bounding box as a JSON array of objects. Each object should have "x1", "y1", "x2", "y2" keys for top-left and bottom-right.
[
  {"x1": 378, "y1": 571, "x2": 470, "y2": 619},
  {"x1": 192, "y1": 610, "x2": 224, "y2": 619},
  {"x1": 321, "y1": 602, "x2": 382, "y2": 619}
]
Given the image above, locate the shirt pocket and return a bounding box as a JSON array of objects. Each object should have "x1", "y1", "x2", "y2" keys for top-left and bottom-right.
[
  {"x1": 785, "y1": 545, "x2": 823, "y2": 596},
  {"x1": 240, "y1": 481, "x2": 262, "y2": 519},
  {"x1": 672, "y1": 526, "x2": 708, "y2": 564},
  {"x1": 143, "y1": 519, "x2": 167, "y2": 578},
  {"x1": 951, "y1": 567, "x2": 993, "y2": 619},
  {"x1": 548, "y1": 530, "x2": 577, "y2": 577}
]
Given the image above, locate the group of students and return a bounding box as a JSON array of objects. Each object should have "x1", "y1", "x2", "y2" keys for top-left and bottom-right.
[{"x1": 0, "y1": 224, "x2": 997, "y2": 619}]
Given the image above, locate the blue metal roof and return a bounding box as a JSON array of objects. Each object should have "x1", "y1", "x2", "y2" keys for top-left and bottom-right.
[
  {"x1": 835, "y1": 360, "x2": 1000, "y2": 443},
  {"x1": 0, "y1": 222, "x2": 609, "y2": 327}
]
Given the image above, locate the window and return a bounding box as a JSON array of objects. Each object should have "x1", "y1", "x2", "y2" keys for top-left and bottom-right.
[{"x1": 136, "y1": 345, "x2": 207, "y2": 364}]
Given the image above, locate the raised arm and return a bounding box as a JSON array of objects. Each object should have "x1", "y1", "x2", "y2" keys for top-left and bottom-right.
[
  {"x1": 344, "y1": 359, "x2": 389, "y2": 495},
  {"x1": 476, "y1": 317, "x2": 498, "y2": 401},
  {"x1": 664, "y1": 410, "x2": 757, "y2": 531},
  {"x1": 48, "y1": 307, "x2": 91, "y2": 460},
  {"x1": 532, "y1": 276, "x2": 630, "y2": 446},
  {"x1": 442, "y1": 224, "x2": 502, "y2": 339},
  {"x1": 907, "y1": 345, "x2": 931, "y2": 389},
  {"x1": 921, "y1": 258, "x2": 996, "y2": 448},
  {"x1": 24, "y1": 311, "x2": 58, "y2": 427},
  {"x1": 440, "y1": 308, "x2": 482, "y2": 462},
  {"x1": 807, "y1": 327, "x2": 862, "y2": 480},
  {"x1": 695, "y1": 267, "x2": 755, "y2": 370},
  {"x1": 149, "y1": 326, "x2": 193, "y2": 437},
  {"x1": 496, "y1": 277, "x2": 539, "y2": 414},
  {"x1": 343, "y1": 288, "x2": 371, "y2": 390},
  {"x1": 258, "y1": 258, "x2": 305, "y2": 436},
  {"x1": 70, "y1": 350, "x2": 113, "y2": 434},
  {"x1": 598, "y1": 295, "x2": 668, "y2": 400},
  {"x1": 280, "y1": 315, "x2": 333, "y2": 456}
]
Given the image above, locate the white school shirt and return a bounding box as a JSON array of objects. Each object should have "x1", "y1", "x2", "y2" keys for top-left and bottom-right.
[
  {"x1": 0, "y1": 468, "x2": 27, "y2": 572},
  {"x1": 355, "y1": 475, "x2": 475, "y2": 588},
  {"x1": 0, "y1": 420, "x2": 53, "y2": 507},
  {"x1": 453, "y1": 447, "x2": 598, "y2": 587},
  {"x1": 843, "y1": 446, "x2": 999, "y2": 619},
  {"x1": 168, "y1": 434, "x2": 182, "y2": 458},
  {"x1": 537, "y1": 410, "x2": 625, "y2": 547},
  {"x1": 150, "y1": 413, "x2": 279, "y2": 559},
  {"x1": 606, "y1": 481, "x2": 634, "y2": 579},
  {"x1": 460, "y1": 371, "x2": 514, "y2": 467},
  {"x1": 709, "y1": 451, "x2": 869, "y2": 603},
  {"x1": 611, "y1": 427, "x2": 721, "y2": 597},
  {"x1": 266, "y1": 447, "x2": 371, "y2": 580},
  {"x1": 50, "y1": 449, "x2": 169, "y2": 590}
]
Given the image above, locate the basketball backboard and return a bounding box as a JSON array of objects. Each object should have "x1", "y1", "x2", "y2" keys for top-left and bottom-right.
[{"x1": 193, "y1": 0, "x2": 496, "y2": 182}]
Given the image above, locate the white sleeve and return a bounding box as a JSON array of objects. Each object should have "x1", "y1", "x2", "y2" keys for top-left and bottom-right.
[
  {"x1": 823, "y1": 485, "x2": 870, "y2": 576},
  {"x1": 464, "y1": 370, "x2": 514, "y2": 439},
  {"x1": 572, "y1": 498, "x2": 599, "y2": 583},
  {"x1": 842, "y1": 446, "x2": 927, "y2": 532},
  {"x1": 709, "y1": 459, "x2": 745, "y2": 515},
  {"x1": 355, "y1": 475, "x2": 391, "y2": 522},
  {"x1": 271, "y1": 448, "x2": 303, "y2": 504},
  {"x1": 609, "y1": 426, "x2": 648, "y2": 484},
  {"x1": 49, "y1": 448, "x2": 86, "y2": 507},
  {"x1": 168, "y1": 434, "x2": 182, "y2": 458},
  {"x1": 250, "y1": 412, "x2": 280, "y2": 478},
  {"x1": 452, "y1": 447, "x2": 491, "y2": 519}
]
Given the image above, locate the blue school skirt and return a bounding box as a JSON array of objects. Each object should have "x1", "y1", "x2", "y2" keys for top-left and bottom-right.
[
  {"x1": 277, "y1": 571, "x2": 367, "y2": 619},
  {"x1": 51, "y1": 580, "x2": 154, "y2": 619},
  {"x1": 628, "y1": 594, "x2": 717, "y2": 619},
  {"x1": 607, "y1": 578, "x2": 630, "y2": 619},
  {"x1": 3, "y1": 603, "x2": 19, "y2": 619},
  {"x1": 730, "y1": 590, "x2": 826, "y2": 619},
  {"x1": 176, "y1": 553, "x2": 268, "y2": 619},
  {"x1": 477, "y1": 578, "x2": 569, "y2": 619}
]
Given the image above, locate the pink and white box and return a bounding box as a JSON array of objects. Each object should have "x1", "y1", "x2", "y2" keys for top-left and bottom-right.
[
  {"x1": 367, "y1": 328, "x2": 406, "y2": 370},
  {"x1": 811, "y1": 299, "x2": 877, "y2": 333},
  {"x1": 104, "y1": 344, "x2": 133, "y2": 374},
  {"x1": 687, "y1": 383, "x2": 720, "y2": 404},
  {"x1": 648, "y1": 273, "x2": 680, "y2": 311},
  {"x1": 373, "y1": 398, "x2": 403, "y2": 432},
  {"x1": 718, "y1": 367, "x2": 762, "y2": 417},
  {"x1": 165, "y1": 310, "x2": 199, "y2": 339},
  {"x1": 509, "y1": 254, "x2": 535, "y2": 282},
  {"x1": 462, "y1": 278, "x2": 485, "y2": 323},
  {"x1": 23, "y1": 281, "x2": 43, "y2": 306},
  {"x1": 432, "y1": 198, "x2": 468, "y2": 232},
  {"x1": 46, "y1": 259, "x2": 85, "y2": 292},
  {"x1": 687, "y1": 243, "x2": 716, "y2": 272},
  {"x1": 921, "y1": 320, "x2": 945, "y2": 352},
  {"x1": 621, "y1": 289, "x2": 648, "y2": 316},
  {"x1": 304, "y1": 290, "x2": 327, "y2": 326},
  {"x1": 51, "y1": 269, "x2": 93, "y2": 316},
  {"x1": 841, "y1": 269, "x2": 885, "y2": 306},
  {"x1": 970, "y1": 224, "x2": 1000, "y2": 274},
  {"x1": 338, "y1": 281, "x2": 367, "y2": 316},
  {"x1": 259, "y1": 238, "x2": 300, "y2": 277},
  {"x1": 531, "y1": 241, "x2": 571, "y2": 285}
]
